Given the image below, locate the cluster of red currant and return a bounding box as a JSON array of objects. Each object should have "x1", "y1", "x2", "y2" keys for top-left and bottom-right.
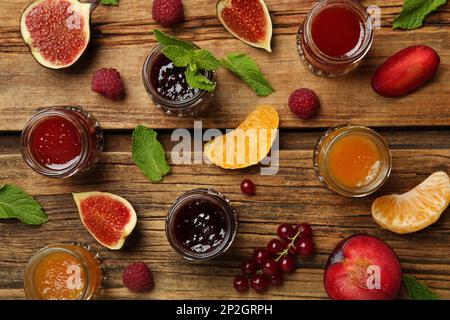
[{"x1": 233, "y1": 223, "x2": 315, "y2": 293}]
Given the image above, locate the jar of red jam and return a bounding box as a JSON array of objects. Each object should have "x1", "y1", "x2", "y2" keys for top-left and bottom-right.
[
  {"x1": 166, "y1": 189, "x2": 237, "y2": 261},
  {"x1": 21, "y1": 106, "x2": 103, "y2": 178},
  {"x1": 297, "y1": 0, "x2": 374, "y2": 77},
  {"x1": 142, "y1": 45, "x2": 217, "y2": 117}
]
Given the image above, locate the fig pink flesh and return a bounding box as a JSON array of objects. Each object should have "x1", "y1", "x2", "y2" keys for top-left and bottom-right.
[
  {"x1": 221, "y1": 0, "x2": 267, "y2": 42},
  {"x1": 25, "y1": 0, "x2": 87, "y2": 65},
  {"x1": 79, "y1": 195, "x2": 132, "y2": 246},
  {"x1": 324, "y1": 235, "x2": 402, "y2": 300},
  {"x1": 372, "y1": 45, "x2": 440, "y2": 97}
]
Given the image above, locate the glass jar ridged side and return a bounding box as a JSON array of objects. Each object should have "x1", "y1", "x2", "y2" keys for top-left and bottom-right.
[
  {"x1": 166, "y1": 188, "x2": 237, "y2": 261},
  {"x1": 313, "y1": 125, "x2": 392, "y2": 197},
  {"x1": 142, "y1": 45, "x2": 217, "y2": 117},
  {"x1": 23, "y1": 243, "x2": 107, "y2": 300},
  {"x1": 20, "y1": 106, "x2": 103, "y2": 178},
  {"x1": 297, "y1": 0, "x2": 374, "y2": 77}
]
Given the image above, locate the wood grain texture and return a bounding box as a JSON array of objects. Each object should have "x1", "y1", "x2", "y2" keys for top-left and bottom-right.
[
  {"x1": 0, "y1": 130, "x2": 449, "y2": 300},
  {"x1": 0, "y1": 1, "x2": 449, "y2": 130}
]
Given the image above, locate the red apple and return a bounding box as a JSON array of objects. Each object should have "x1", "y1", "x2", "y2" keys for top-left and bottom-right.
[{"x1": 324, "y1": 234, "x2": 402, "y2": 300}]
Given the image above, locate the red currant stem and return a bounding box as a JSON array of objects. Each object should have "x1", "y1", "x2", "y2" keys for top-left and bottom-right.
[{"x1": 275, "y1": 229, "x2": 302, "y2": 262}]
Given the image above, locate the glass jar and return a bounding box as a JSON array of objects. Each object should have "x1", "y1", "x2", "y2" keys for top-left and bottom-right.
[
  {"x1": 20, "y1": 106, "x2": 103, "y2": 178},
  {"x1": 23, "y1": 243, "x2": 106, "y2": 300},
  {"x1": 142, "y1": 44, "x2": 217, "y2": 117},
  {"x1": 166, "y1": 189, "x2": 237, "y2": 261},
  {"x1": 297, "y1": 0, "x2": 374, "y2": 77},
  {"x1": 314, "y1": 125, "x2": 391, "y2": 197}
]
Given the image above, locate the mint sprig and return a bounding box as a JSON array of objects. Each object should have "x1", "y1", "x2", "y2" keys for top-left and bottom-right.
[
  {"x1": 154, "y1": 30, "x2": 196, "y2": 51},
  {"x1": 132, "y1": 125, "x2": 171, "y2": 183},
  {"x1": 221, "y1": 53, "x2": 274, "y2": 97},
  {"x1": 100, "y1": 0, "x2": 120, "y2": 5},
  {"x1": 393, "y1": 0, "x2": 448, "y2": 30},
  {"x1": 0, "y1": 185, "x2": 48, "y2": 225},
  {"x1": 403, "y1": 275, "x2": 439, "y2": 300},
  {"x1": 154, "y1": 30, "x2": 274, "y2": 96}
]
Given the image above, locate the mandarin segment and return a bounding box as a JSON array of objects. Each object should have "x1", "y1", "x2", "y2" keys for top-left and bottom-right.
[
  {"x1": 204, "y1": 105, "x2": 279, "y2": 169},
  {"x1": 372, "y1": 172, "x2": 450, "y2": 234}
]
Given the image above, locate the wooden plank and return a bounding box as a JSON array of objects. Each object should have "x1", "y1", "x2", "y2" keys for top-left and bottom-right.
[
  {"x1": 0, "y1": 1, "x2": 449, "y2": 131},
  {"x1": 0, "y1": 130, "x2": 449, "y2": 299}
]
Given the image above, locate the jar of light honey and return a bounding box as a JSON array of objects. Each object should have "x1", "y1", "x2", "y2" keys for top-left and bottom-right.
[
  {"x1": 23, "y1": 243, "x2": 106, "y2": 300},
  {"x1": 314, "y1": 125, "x2": 391, "y2": 197}
]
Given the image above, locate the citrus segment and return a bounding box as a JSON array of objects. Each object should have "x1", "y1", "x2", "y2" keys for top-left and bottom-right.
[
  {"x1": 372, "y1": 172, "x2": 450, "y2": 234},
  {"x1": 204, "y1": 105, "x2": 279, "y2": 169}
]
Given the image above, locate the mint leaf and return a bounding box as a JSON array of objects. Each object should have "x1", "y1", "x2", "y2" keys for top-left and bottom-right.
[
  {"x1": 185, "y1": 68, "x2": 216, "y2": 91},
  {"x1": 162, "y1": 46, "x2": 192, "y2": 67},
  {"x1": 132, "y1": 126, "x2": 170, "y2": 183},
  {"x1": 154, "y1": 29, "x2": 196, "y2": 51},
  {"x1": 393, "y1": 0, "x2": 447, "y2": 30},
  {"x1": 403, "y1": 275, "x2": 439, "y2": 300},
  {"x1": 192, "y1": 50, "x2": 221, "y2": 71},
  {"x1": 0, "y1": 185, "x2": 48, "y2": 225},
  {"x1": 221, "y1": 53, "x2": 274, "y2": 97},
  {"x1": 100, "y1": 0, "x2": 119, "y2": 5}
]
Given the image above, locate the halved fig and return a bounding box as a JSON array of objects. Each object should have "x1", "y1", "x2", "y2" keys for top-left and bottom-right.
[
  {"x1": 217, "y1": 0, "x2": 273, "y2": 52},
  {"x1": 20, "y1": 0, "x2": 97, "y2": 69},
  {"x1": 73, "y1": 192, "x2": 137, "y2": 250}
]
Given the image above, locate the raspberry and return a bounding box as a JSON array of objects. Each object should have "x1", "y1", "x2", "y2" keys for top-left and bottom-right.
[
  {"x1": 91, "y1": 68, "x2": 124, "y2": 100},
  {"x1": 288, "y1": 88, "x2": 320, "y2": 120},
  {"x1": 122, "y1": 262, "x2": 154, "y2": 292},
  {"x1": 152, "y1": 0, "x2": 184, "y2": 26}
]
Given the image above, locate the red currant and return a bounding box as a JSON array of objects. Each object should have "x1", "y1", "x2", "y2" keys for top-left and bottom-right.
[
  {"x1": 270, "y1": 272, "x2": 283, "y2": 286},
  {"x1": 277, "y1": 223, "x2": 295, "y2": 240},
  {"x1": 241, "y1": 260, "x2": 257, "y2": 276},
  {"x1": 282, "y1": 239, "x2": 298, "y2": 256},
  {"x1": 267, "y1": 239, "x2": 284, "y2": 255},
  {"x1": 250, "y1": 274, "x2": 269, "y2": 293},
  {"x1": 295, "y1": 223, "x2": 313, "y2": 239},
  {"x1": 240, "y1": 179, "x2": 256, "y2": 195},
  {"x1": 279, "y1": 255, "x2": 296, "y2": 273},
  {"x1": 262, "y1": 259, "x2": 280, "y2": 276},
  {"x1": 234, "y1": 275, "x2": 249, "y2": 292},
  {"x1": 296, "y1": 238, "x2": 315, "y2": 257},
  {"x1": 253, "y1": 248, "x2": 270, "y2": 265}
]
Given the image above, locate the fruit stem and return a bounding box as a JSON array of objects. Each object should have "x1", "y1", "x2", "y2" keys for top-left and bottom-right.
[{"x1": 275, "y1": 230, "x2": 301, "y2": 262}]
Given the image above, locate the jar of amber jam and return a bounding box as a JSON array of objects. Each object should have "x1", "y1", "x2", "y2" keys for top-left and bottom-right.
[
  {"x1": 297, "y1": 0, "x2": 374, "y2": 77},
  {"x1": 166, "y1": 189, "x2": 237, "y2": 261},
  {"x1": 23, "y1": 243, "x2": 106, "y2": 300},
  {"x1": 142, "y1": 45, "x2": 217, "y2": 117},
  {"x1": 20, "y1": 106, "x2": 103, "y2": 178},
  {"x1": 314, "y1": 125, "x2": 391, "y2": 197}
]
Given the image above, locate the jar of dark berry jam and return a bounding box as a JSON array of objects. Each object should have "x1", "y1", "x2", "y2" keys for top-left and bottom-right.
[
  {"x1": 297, "y1": 0, "x2": 374, "y2": 77},
  {"x1": 166, "y1": 189, "x2": 237, "y2": 261},
  {"x1": 142, "y1": 45, "x2": 217, "y2": 117},
  {"x1": 20, "y1": 106, "x2": 103, "y2": 178}
]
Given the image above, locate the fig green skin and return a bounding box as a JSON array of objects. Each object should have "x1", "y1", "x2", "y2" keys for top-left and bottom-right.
[{"x1": 19, "y1": 0, "x2": 99, "y2": 70}]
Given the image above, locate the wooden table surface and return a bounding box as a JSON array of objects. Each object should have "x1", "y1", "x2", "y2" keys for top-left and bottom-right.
[{"x1": 0, "y1": 0, "x2": 449, "y2": 300}]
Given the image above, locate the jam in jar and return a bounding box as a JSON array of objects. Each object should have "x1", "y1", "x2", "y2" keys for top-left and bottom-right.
[
  {"x1": 166, "y1": 189, "x2": 237, "y2": 260},
  {"x1": 142, "y1": 45, "x2": 216, "y2": 117}
]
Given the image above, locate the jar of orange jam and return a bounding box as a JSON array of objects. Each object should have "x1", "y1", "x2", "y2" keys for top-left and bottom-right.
[
  {"x1": 314, "y1": 125, "x2": 391, "y2": 197},
  {"x1": 23, "y1": 243, "x2": 106, "y2": 300}
]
